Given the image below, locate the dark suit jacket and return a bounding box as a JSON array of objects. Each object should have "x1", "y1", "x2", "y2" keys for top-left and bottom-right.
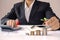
[{"x1": 1, "y1": 0, "x2": 58, "y2": 25}]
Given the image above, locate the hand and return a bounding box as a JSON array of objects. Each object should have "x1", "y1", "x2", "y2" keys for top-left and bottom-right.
[
  {"x1": 7, "y1": 20, "x2": 15, "y2": 28},
  {"x1": 44, "y1": 16, "x2": 60, "y2": 30},
  {"x1": 6, "y1": 19, "x2": 19, "y2": 28}
]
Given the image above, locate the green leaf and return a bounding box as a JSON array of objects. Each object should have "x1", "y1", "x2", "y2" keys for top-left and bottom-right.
[
  {"x1": 40, "y1": 19, "x2": 44, "y2": 21},
  {"x1": 44, "y1": 18, "x2": 47, "y2": 21}
]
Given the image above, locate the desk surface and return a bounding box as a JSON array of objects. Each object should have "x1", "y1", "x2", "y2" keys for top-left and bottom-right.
[{"x1": 0, "y1": 25, "x2": 60, "y2": 40}]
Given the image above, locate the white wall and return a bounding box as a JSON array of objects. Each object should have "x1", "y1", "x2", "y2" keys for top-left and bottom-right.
[
  {"x1": 0, "y1": 0, "x2": 60, "y2": 19},
  {"x1": 0, "y1": 0, "x2": 23, "y2": 19}
]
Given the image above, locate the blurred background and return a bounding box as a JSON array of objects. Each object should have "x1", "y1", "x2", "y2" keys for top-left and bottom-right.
[{"x1": 0, "y1": 0, "x2": 60, "y2": 19}]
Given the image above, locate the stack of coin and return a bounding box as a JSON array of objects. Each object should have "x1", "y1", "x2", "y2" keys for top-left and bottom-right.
[
  {"x1": 30, "y1": 31, "x2": 35, "y2": 35},
  {"x1": 42, "y1": 28, "x2": 47, "y2": 35},
  {"x1": 36, "y1": 30, "x2": 41, "y2": 35}
]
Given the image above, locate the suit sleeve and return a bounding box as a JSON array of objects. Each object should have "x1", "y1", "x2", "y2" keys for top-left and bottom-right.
[
  {"x1": 45, "y1": 3, "x2": 59, "y2": 19},
  {"x1": 1, "y1": 4, "x2": 17, "y2": 24}
]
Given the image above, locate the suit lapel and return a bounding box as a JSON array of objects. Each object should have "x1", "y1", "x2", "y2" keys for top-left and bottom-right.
[
  {"x1": 19, "y1": 2, "x2": 27, "y2": 24},
  {"x1": 29, "y1": 1, "x2": 40, "y2": 20}
]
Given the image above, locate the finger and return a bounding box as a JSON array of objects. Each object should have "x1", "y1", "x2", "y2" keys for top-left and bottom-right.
[
  {"x1": 11, "y1": 20, "x2": 14, "y2": 27},
  {"x1": 7, "y1": 20, "x2": 10, "y2": 26},
  {"x1": 9, "y1": 20, "x2": 12, "y2": 27},
  {"x1": 11, "y1": 20, "x2": 16, "y2": 28}
]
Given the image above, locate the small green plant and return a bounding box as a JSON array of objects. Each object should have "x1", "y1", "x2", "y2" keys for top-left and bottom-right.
[{"x1": 41, "y1": 17, "x2": 47, "y2": 21}]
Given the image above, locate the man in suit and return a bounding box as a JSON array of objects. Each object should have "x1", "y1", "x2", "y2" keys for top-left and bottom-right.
[{"x1": 1, "y1": 0, "x2": 60, "y2": 30}]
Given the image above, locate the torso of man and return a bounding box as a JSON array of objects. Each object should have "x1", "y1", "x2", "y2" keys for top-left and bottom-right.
[{"x1": 25, "y1": 0, "x2": 35, "y2": 22}]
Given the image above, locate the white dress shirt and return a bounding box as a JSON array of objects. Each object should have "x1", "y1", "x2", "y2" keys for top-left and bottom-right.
[{"x1": 25, "y1": 0, "x2": 35, "y2": 22}]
